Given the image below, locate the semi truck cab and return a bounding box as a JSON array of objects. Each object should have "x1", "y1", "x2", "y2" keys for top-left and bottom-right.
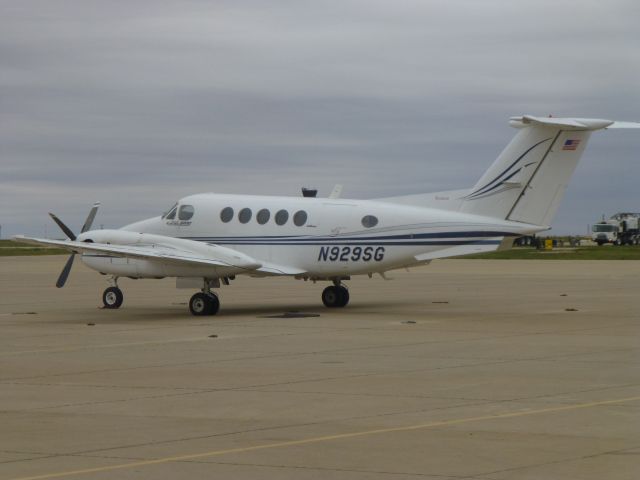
[
  {"x1": 592, "y1": 213, "x2": 640, "y2": 246},
  {"x1": 591, "y1": 223, "x2": 618, "y2": 245}
]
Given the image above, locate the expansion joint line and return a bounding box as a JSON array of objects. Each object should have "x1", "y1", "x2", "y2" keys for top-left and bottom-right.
[{"x1": 10, "y1": 394, "x2": 640, "y2": 480}]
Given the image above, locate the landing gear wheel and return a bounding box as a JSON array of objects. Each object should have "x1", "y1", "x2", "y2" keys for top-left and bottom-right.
[
  {"x1": 322, "y1": 286, "x2": 349, "y2": 308},
  {"x1": 337, "y1": 286, "x2": 349, "y2": 307},
  {"x1": 189, "y1": 292, "x2": 220, "y2": 316},
  {"x1": 102, "y1": 287, "x2": 123, "y2": 309},
  {"x1": 204, "y1": 292, "x2": 220, "y2": 316}
]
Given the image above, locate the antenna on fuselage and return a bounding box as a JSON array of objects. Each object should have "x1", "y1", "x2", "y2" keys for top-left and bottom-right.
[
  {"x1": 301, "y1": 187, "x2": 318, "y2": 198},
  {"x1": 328, "y1": 184, "x2": 343, "y2": 199}
]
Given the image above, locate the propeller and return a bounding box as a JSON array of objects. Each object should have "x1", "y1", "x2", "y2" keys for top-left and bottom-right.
[{"x1": 50, "y1": 202, "x2": 100, "y2": 288}]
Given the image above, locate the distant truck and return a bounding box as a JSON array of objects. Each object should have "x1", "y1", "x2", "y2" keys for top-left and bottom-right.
[{"x1": 591, "y1": 213, "x2": 640, "y2": 245}]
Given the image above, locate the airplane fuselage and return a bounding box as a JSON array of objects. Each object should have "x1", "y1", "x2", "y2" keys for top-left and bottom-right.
[{"x1": 79, "y1": 193, "x2": 542, "y2": 280}]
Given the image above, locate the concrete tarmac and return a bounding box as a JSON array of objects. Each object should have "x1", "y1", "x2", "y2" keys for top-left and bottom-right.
[{"x1": 1, "y1": 256, "x2": 639, "y2": 479}]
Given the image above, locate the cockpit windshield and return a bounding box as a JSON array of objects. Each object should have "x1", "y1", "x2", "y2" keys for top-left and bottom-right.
[{"x1": 162, "y1": 203, "x2": 178, "y2": 219}]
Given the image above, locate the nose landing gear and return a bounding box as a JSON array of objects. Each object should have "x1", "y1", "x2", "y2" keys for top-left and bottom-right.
[
  {"x1": 102, "y1": 287, "x2": 123, "y2": 309},
  {"x1": 102, "y1": 277, "x2": 123, "y2": 309}
]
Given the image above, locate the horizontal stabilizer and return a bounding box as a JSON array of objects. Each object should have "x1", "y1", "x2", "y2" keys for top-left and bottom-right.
[
  {"x1": 606, "y1": 121, "x2": 640, "y2": 129},
  {"x1": 510, "y1": 116, "x2": 614, "y2": 130},
  {"x1": 510, "y1": 116, "x2": 640, "y2": 131}
]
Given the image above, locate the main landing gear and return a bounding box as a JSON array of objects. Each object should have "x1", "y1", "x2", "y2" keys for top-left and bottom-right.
[
  {"x1": 189, "y1": 278, "x2": 221, "y2": 316},
  {"x1": 189, "y1": 292, "x2": 220, "y2": 316},
  {"x1": 322, "y1": 281, "x2": 350, "y2": 308}
]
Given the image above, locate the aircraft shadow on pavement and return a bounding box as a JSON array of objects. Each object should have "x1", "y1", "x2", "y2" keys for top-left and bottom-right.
[{"x1": 47, "y1": 298, "x2": 420, "y2": 323}]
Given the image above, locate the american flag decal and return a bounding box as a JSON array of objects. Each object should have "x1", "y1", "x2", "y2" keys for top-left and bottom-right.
[{"x1": 562, "y1": 139, "x2": 581, "y2": 151}]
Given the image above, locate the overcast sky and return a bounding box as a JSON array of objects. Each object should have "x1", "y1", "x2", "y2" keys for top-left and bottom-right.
[{"x1": 2, "y1": 0, "x2": 639, "y2": 237}]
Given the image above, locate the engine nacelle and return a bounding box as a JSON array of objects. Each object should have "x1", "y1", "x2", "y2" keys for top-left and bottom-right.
[{"x1": 77, "y1": 229, "x2": 258, "y2": 279}]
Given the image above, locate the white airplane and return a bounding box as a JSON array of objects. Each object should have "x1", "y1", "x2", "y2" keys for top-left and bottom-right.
[{"x1": 15, "y1": 115, "x2": 639, "y2": 316}]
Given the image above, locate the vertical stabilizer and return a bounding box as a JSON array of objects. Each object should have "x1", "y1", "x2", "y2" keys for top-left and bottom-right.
[
  {"x1": 461, "y1": 116, "x2": 616, "y2": 226},
  {"x1": 506, "y1": 130, "x2": 591, "y2": 225}
]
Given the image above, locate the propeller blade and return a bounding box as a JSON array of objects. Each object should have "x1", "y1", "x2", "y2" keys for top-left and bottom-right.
[
  {"x1": 49, "y1": 213, "x2": 76, "y2": 241},
  {"x1": 56, "y1": 254, "x2": 75, "y2": 288},
  {"x1": 81, "y1": 202, "x2": 101, "y2": 233}
]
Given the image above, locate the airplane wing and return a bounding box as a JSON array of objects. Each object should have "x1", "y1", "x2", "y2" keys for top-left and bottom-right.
[
  {"x1": 254, "y1": 261, "x2": 307, "y2": 276},
  {"x1": 13, "y1": 235, "x2": 259, "y2": 270}
]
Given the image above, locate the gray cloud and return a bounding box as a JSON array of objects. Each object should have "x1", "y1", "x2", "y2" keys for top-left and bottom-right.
[{"x1": 1, "y1": 0, "x2": 639, "y2": 236}]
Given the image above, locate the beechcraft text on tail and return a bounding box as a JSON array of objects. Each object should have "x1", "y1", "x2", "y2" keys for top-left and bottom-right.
[{"x1": 14, "y1": 115, "x2": 640, "y2": 316}]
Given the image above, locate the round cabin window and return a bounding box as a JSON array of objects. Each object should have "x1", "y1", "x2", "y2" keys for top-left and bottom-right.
[
  {"x1": 256, "y1": 209, "x2": 270, "y2": 224},
  {"x1": 275, "y1": 209, "x2": 289, "y2": 226},
  {"x1": 220, "y1": 207, "x2": 234, "y2": 223},
  {"x1": 293, "y1": 210, "x2": 308, "y2": 226},
  {"x1": 238, "y1": 208, "x2": 252, "y2": 224},
  {"x1": 361, "y1": 215, "x2": 378, "y2": 228}
]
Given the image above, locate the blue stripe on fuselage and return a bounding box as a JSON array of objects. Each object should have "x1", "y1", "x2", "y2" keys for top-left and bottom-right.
[
  {"x1": 182, "y1": 230, "x2": 518, "y2": 243},
  {"x1": 187, "y1": 239, "x2": 503, "y2": 247}
]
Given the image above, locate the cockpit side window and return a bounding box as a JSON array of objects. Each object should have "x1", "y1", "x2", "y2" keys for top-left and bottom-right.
[
  {"x1": 178, "y1": 205, "x2": 194, "y2": 221},
  {"x1": 164, "y1": 204, "x2": 178, "y2": 220}
]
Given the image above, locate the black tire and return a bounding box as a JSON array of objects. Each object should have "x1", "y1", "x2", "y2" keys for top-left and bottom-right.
[
  {"x1": 205, "y1": 292, "x2": 220, "y2": 315},
  {"x1": 322, "y1": 286, "x2": 349, "y2": 308},
  {"x1": 102, "y1": 287, "x2": 123, "y2": 309},
  {"x1": 322, "y1": 286, "x2": 340, "y2": 308},
  {"x1": 337, "y1": 286, "x2": 350, "y2": 307},
  {"x1": 189, "y1": 292, "x2": 211, "y2": 316}
]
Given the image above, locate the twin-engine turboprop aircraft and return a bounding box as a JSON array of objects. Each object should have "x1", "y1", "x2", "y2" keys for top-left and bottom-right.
[{"x1": 15, "y1": 115, "x2": 639, "y2": 315}]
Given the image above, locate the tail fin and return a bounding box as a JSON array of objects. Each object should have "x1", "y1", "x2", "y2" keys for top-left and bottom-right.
[{"x1": 460, "y1": 116, "x2": 636, "y2": 226}]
